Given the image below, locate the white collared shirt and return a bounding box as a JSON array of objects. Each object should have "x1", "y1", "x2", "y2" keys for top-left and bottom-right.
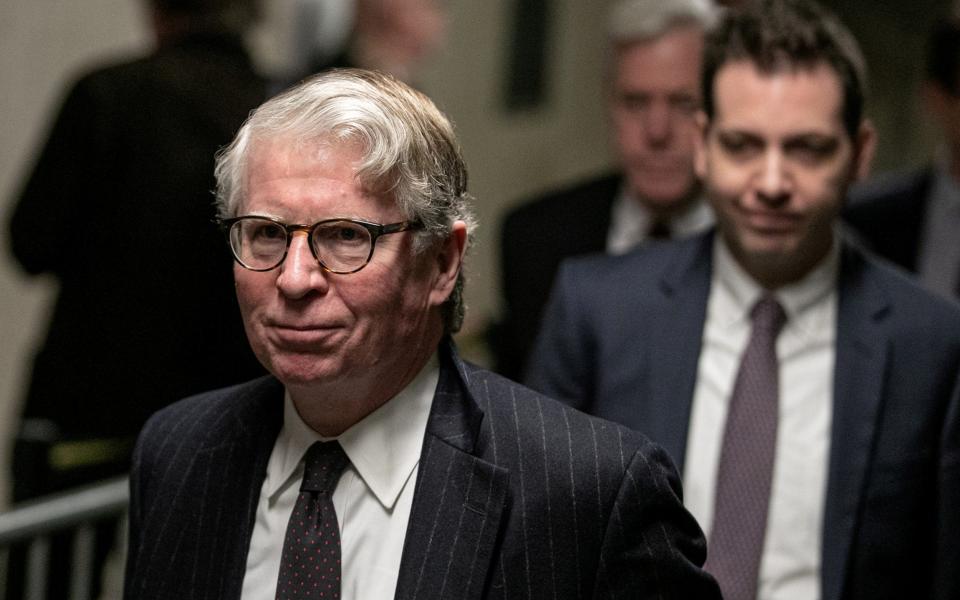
[
  {"x1": 241, "y1": 355, "x2": 439, "y2": 600},
  {"x1": 684, "y1": 236, "x2": 838, "y2": 600},
  {"x1": 605, "y1": 186, "x2": 714, "y2": 255}
]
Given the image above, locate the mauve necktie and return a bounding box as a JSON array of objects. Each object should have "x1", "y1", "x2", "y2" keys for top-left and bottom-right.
[
  {"x1": 276, "y1": 441, "x2": 350, "y2": 600},
  {"x1": 704, "y1": 294, "x2": 787, "y2": 600}
]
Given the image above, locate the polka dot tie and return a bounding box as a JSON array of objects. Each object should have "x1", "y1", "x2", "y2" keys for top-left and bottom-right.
[
  {"x1": 704, "y1": 295, "x2": 787, "y2": 600},
  {"x1": 276, "y1": 441, "x2": 350, "y2": 600}
]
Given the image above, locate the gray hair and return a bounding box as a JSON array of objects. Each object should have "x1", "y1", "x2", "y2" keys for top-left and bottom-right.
[
  {"x1": 608, "y1": 0, "x2": 718, "y2": 45},
  {"x1": 214, "y1": 68, "x2": 477, "y2": 333}
]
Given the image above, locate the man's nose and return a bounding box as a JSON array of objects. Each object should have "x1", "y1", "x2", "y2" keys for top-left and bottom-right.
[
  {"x1": 756, "y1": 150, "x2": 791, "y2": 204},
  {"x1": 643, "y1": 102, "x2": 673, "y2": 145},
  {"x1": 276, "y1": 230, "x2": 328, "y2": 298}
]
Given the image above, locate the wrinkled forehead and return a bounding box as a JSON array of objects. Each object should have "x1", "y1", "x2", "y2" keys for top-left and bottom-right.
[
  {"x1": 243, "y1": 133, "x2": 376, "y2": 185},
  {"x1": 237, "y1": 136, "x2": 374, "y2": 212}
]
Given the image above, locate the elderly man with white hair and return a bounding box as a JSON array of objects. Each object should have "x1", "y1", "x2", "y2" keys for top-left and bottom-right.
[
  {"x1": 496, "y1": 0, "x2": 718, "y2": 380},
  {"x1": 123, "y1": 68, "x2": 721, "y2": 600}
]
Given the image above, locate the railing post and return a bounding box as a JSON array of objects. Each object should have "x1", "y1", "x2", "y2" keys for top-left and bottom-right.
[
  {"x1": 25, "y1": 536, "x2": 49, "y2": 600},
  {"x1": 71, "y1": 524, "x2": 96, "y2": 600}
]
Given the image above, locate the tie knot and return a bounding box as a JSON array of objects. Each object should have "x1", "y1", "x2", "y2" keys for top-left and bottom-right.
[
  {"x1": 647, "y1": 219, "x2": 672, "y2": 240},
  {"x1": 300, "y1": 441, "x2": 349, "y2": 494},
  {"x1": 750, "y1": 294, "x2": 787, "y2": 335}
]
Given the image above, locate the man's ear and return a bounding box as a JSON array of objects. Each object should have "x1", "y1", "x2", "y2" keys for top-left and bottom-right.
[
  {"x1": 852, "y1": 119, "x2": 877, "y2": 182},
  {"x1": 429, "y1": 220, "x2": 467, "y2": 306},
  {"x1": 693, "y1": 111, "x2": 710, "y2": 180}
]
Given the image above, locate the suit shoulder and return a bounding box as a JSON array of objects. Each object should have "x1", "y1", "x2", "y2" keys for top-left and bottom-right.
[
  {"x1": 558, "y1": 233, "x2": 698, "y2": 290},
  {"x1": 463, "y1": 363, "x2": 653, "y2": 461},
  {"x1": 855, "y1": 252, "x2": 960, "y2": 341},
  {"x1": 138, "y1": 375, "x2": 280, "y2": 454},
  {"x1": 503, "y1": 172, "x2": 620, "y2": 230}
]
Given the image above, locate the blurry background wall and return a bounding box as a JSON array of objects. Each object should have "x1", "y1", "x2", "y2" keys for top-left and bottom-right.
[{"x1": 0, "y1": 0, "x2": 951, "y2": 506}]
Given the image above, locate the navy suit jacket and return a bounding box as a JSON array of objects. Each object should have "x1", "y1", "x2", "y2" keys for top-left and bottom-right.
[
  {"x1": 124, "y1": 341, "x2": 720, "y2": 599},
  {"x1": 526, "y1": 231, "x2": 960, "y2": 600}
]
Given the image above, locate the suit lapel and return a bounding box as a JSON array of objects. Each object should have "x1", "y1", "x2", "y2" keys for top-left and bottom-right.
[
  {"x1": 820, "y1": 245, "x2": 891, "y2": 600},
  {"x1": 394, "y1": 342, "x2": 510, "y2": 600},
  {"x1": 189, "y1": 378, "x2": 284, "y2": 600},
  {"x1": 644, "y1": 233, "x2": 714, "y2": 471}
]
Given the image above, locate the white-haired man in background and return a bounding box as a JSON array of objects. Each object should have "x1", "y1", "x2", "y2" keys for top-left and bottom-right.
[{"x1": 495, "y1": 0, "x2": 717, "y2": 380}]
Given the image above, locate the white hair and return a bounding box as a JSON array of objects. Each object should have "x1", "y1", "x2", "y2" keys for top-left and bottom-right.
[{"x1": 608, "y1": 0, "x2": 718, "y2": 44}]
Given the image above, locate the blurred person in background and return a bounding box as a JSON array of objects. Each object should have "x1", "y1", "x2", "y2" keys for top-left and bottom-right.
[
  {"x1": 493, "y1": 0, "x2": 717, "y2": 381},
  {"x1": 528, "y1": 1, "x2": 960, "y2": 598},
  {"x1": 279, "y1": 0, "x2": 447, "y2": 86},
  {"x1": 845, "y1": 17, "x2": 960, "y2": 302},
  {"x1": 6, "y1": 0, "x2": 266, "y2": 596}
]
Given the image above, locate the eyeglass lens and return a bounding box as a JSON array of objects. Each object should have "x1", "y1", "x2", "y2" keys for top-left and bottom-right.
[{"x1": 229, "y1": 218, "x2": 374, "y2": 273}]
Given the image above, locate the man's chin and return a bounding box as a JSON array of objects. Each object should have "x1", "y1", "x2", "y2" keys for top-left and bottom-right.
[
  {"x1": 258, "y1": 351, "x2": 342, "y2": 387},
  {"x1": 629, "y1": 180, "x2": 697, "y2": 210}
]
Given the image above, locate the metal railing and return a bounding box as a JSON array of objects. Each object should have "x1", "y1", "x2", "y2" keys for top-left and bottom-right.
[{"x1": 0, "y1": 477, "x2": 128, "y2": 600}]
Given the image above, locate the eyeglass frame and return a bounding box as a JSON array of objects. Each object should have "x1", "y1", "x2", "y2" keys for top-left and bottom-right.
[{"x1": 219, "y1": 215, "x2": 423, "y2": 274}]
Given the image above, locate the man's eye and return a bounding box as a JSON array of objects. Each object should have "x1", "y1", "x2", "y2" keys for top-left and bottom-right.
[
  {"x1": 669, "y1": 96, "x2": 699, "y2": 115},
  {"x1": 619, "y1": 94, "x2": 650, "y2": 112},
  {"x1": 315, "y1": 224, "x2": 367, "y2": 246},
  {"x1": 785, "y1": 138, "x2": 839, "y2": 164},
  {"x1": 718, "y1": 134, "x2": 761, "y2": 157},
  {"x1": 251, "y1": 224, "x2": 284, "y2": 240},
  {"x1": 336, "y1": 227, "x2": 360, "y2": 241}
]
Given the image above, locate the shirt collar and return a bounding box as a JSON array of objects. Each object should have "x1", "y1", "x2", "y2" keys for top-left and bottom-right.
[
  {"x1": 607, "y1": 185, "x2": 714, "y2": 254},
  {"x1": 264, "y1": 353, "x2": 439, "y2": 510},
  {"x1": 931, "y1": 156, "x2": 960, "y2": 212},
  {"x1": 713, "y1": 231, "x2": 839, "y2": 336}
]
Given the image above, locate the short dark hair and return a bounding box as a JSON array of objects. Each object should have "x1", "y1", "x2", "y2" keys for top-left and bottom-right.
[
  {"x1": 701, "y1": 0, "x2": 868, "y2": 138},
  {"x1": 926, "y1": 19, "x2": 960, "y2": 95}
]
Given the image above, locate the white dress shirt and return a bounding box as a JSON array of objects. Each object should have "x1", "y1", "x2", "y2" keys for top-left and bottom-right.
[
  {"x1": 241, "y1": 354, "x2": 438, "y2": 599},
  {"x1": 917, "y1": 157, "x2": 960, "y2": 299},
  {"x1": 684, "y1": 236, "x2": 838, "y2": 600},
  {"x1": 605, "y1": 187, "x2": 714, "y2": 255}
]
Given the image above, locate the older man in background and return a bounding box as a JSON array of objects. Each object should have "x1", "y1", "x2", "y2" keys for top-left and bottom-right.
[{"x1": 494, "y1": 0, "x2": 716, "y2": 380}]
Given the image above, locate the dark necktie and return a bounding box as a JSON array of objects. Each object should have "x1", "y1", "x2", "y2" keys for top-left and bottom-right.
[
  {"x1": 647, "y1": 219, "x2": 672, "y2": 240},
  {"x1": 276, "y1": 441, "x2": 350, "y2": 600},
  {"x1": 704, "y1": 295, "x2": 787, "y2": 600}
]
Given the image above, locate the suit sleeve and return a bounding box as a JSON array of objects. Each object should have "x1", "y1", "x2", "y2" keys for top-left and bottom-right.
[
  {"x1": 592, "y1": 440, "x2": 720, "y2": 599},
  {"x1": 123, "y1": 429, "x2": 147, "y2": 600},
  {"x1": 523, "y1": 260, "x2": 594, "y2": 410},
  {"x1": 935, "y1": 368, "x2": 960, "y2": 600}
]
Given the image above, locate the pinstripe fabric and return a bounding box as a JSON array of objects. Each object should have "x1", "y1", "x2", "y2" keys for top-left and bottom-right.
[{"x1": 125, "y1": 341, "x2": 719, "y2": 599}]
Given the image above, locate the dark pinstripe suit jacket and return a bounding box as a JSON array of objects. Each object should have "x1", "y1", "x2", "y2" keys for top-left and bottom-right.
[{"x1": 124, "y1": 341, "x2": 720, "y2": 599}]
